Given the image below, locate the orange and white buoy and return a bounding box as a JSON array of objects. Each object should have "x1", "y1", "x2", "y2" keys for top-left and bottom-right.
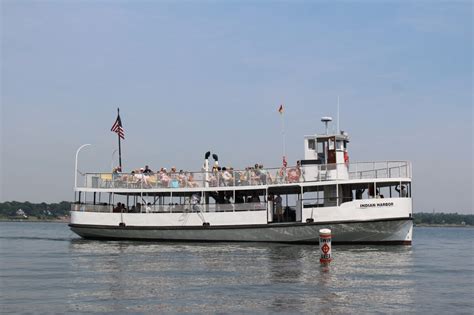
[{"x1": 319, "y1": 228, "x2": 332, "y2": 265}]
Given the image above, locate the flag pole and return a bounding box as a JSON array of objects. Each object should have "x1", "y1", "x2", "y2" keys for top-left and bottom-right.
[
  {"x1": 281, "y1": 111, "x2": 286, "y2": 159},
  {"x1": 278, "y1": 104, "x2": 286, "y2": 166},
  {"x1": 117, "y1": 108, "x2": 122, "y2": 169}
]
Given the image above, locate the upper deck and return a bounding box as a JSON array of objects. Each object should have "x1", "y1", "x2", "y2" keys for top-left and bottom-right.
[{"x1": 76, "y1": 160, "x2": 412, "y2": 192}]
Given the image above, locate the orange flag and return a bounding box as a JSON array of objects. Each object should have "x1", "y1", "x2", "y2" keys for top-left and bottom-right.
[{"x1": 278, "y1": 104, "x2": 284, "y2": 114}]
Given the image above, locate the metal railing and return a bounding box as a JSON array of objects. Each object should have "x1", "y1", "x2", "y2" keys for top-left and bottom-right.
[
  {"x1": 77, "y1": 161, "x2": 411, "y2": 189},
  {"x1": 71, "y1": 202, "x2": 266, "y2": 213},
  {"x1": 348, "y1": 161, "x2": 411, "y2": 179}
]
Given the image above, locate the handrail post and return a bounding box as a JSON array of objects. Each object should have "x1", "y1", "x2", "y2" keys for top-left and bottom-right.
[{"x1": 74, "y1": 144, "x2": 91, "y2": 188}]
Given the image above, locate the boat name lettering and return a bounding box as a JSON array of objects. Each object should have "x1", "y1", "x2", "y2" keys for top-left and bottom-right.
[{"x1": 359, "y1": 202, "x2": 394, "y2": 208}]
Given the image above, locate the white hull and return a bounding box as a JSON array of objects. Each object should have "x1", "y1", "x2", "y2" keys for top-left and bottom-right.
[
  {"x1": 70, "y1": 218, "x2": 412, "y2": 245},
  {"x1": 70, "y1": 198, "x2": 413, "y2": 244}
]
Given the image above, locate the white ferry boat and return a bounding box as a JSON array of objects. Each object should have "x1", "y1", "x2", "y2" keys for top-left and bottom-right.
[{"x1": 69, "y1": 119, "x2": 413, "y2": 244}]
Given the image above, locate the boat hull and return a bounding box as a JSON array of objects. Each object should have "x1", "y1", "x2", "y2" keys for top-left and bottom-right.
[{"x1": 69, "y1": 218, "x2": 412, "y2": 245}]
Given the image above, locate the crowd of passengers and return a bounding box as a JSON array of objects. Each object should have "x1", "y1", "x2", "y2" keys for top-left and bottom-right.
[
  {"x1": 110, "y1": 162, "x2": 304, "y2": 188},
  {"x1": 111, "y1": 192, "x2": 268, "y2": 214}
]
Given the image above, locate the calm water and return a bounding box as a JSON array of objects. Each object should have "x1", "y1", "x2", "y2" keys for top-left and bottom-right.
[{"x1": 0, "y1": 222, "x2": 473, "y2": 314}]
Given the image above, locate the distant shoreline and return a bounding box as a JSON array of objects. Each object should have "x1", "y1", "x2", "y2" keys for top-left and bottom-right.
[
  {"x1": 0, "y1": 217, "x2": 68, "y2": 223},
  {"x1": 1, "y1": 219, "x2": 472, "y2": 228},
  {"x1": 414, "y1": 223, "x2": 473, "y2": 228}
]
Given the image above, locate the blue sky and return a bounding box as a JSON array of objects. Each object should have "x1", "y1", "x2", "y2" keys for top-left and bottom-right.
[{"x1": 1, "y1": 1, "x2": 472, "y2": 213}]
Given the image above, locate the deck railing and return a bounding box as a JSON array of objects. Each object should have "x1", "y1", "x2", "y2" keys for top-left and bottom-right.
[
  {"x1": 76, "y1": 161, "x2": 411, "y2": 190},
  {"x1": 71, "y1": 202, "x2": 266, "y2": 213}
]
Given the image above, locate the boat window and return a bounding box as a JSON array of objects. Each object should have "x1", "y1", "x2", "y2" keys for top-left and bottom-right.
[
  {"x1": 308, "y1": 139, "x2": 315, "y2": 150},
  {"x1": 336, "y1": 140, "x2": 344, "y2": 151},
  {"x1": 328, "y1": 138, "x2": 335, "y2": 150},
  {"x1": 317, "y1": 141, "x2": 324, "y2": 154}
]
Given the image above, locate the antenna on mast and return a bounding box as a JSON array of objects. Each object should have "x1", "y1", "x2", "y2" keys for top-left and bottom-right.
[{"x1": 337, "y1": 96, "x2": 340, "y2": 133}]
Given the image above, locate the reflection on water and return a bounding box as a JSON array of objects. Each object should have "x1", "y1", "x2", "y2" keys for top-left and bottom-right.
[
  {"x1": 67, "y1": 240, "x2": 415, "y2": 313},
  {"x1": 2, "y1": 223, "x2": 472, "y2": 314}
]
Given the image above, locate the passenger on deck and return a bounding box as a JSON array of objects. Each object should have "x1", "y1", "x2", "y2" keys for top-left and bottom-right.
[
  {"x1": 112, "y1": 166, "x2": 123, "y2": 185},
  {"x1": 191, "y1": 193, "x2": 201, "y2": 212},
  {"x1": 287, "y1": 167, "x2": 300, "y2": 183},
  {"x1": 251, "y1": 164, "x2": 261, "y2": 185},
  {"x1": 186, "y1": 172, "x2": 199, "y2": 187},
  {"x1": 239, "y1": 168, "x2": 250, "y2": 186},
  {"x1": 112, "y1": 166, "x2": 122, "y2": 176},
  {"x1": 209, "y1": 166, "x2": 219, "y2": 187},
  {"x1": 250, "y1": 193, "x2": 260, "y2": 203},
  {"x1": 143, "y1": 165, "x2": 153, "y2": 175},
  {"x1": 296, "y1": 161, "x2": 305, "y2": 182},
  {"x1": 368, "y1": 185, "x2": 375, "y2": 198},
  {"x1": 277, "y1": 166, "x2": 287, "y2": 184},
  {"x1": 355, "y1": 188, "x2": 365, "y2": 200},
  {"x1": 376, "y1": 189, "x2": 384, "y2": 199},
  {"x1": 275, "y1": 195, "x2": 283, "y2": 222},
  {"x1": 259, "y1": 165, "x2": 268, "y2": 185},
  {"x1": 169, "y1": 167, "x2": 178, "y2": 186},
  {"x1": 395, "y1": 185, "x2": 408, "y2": 197},
  {"x1": 113, "y1": 202, "x2": 122, "y2": 213},
  {"x1": 222, "y1": 167, "x2": 233, "y2": 186},
  {"x1": 135, "y1": 168, "x2": 149, "y2": 187},
  {"x1": 160, "y1": 168, "x2": 170, "y2": 187},
  {"x1": 178, "y1": 170, "x2": 187, "y2": 187},
  {"x1": 145, "y1": 203, "x2": 152, "y2": 213},
  {"x1": 119, "y1": 203, "x2": 126, "y2": 212}
]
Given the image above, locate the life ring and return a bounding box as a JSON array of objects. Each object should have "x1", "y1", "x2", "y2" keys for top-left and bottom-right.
[{"x1": 344, "y1": 152, "x2": 349, "y2": 165}]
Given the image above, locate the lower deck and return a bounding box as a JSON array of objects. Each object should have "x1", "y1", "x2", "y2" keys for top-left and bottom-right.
[{"x1": 70, "y1": 217, "x2": 413, "y2": 244}]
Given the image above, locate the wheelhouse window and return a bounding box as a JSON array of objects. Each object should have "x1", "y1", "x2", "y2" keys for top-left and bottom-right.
[
  {"x1": 336, "y1": 140, "x2": 345, "y2": 151},
  {"x1": 328, "y1": 138, "x2": 335, "y2": 150}
]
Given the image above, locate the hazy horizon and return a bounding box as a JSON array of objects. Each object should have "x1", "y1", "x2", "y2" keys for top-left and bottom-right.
[{"x1": 1, "y1": 1, "x2": 472, "y2": 214}]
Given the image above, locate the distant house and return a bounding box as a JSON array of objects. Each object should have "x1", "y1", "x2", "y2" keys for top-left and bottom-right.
[{"x1": 16, "y1": 209, "x2": 28, "y2": 218}]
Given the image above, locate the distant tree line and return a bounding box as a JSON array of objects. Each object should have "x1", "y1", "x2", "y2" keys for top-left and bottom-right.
[
  {"x1": 414, "y1": 212, "x2": 473, "y2": 226},
  {"x1": 0, "y1": 201, "x2": 71, "y2": 218}
]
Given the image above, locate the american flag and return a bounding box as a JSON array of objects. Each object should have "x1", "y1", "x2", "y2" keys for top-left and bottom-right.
[{"x1": 111, "y1": 112, "x2": 125, "y2": 140}]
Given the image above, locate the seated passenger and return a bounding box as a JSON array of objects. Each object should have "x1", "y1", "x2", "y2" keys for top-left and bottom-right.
[
  {"x1": 256, "y1": 165, "x2": 266, "y2": 184},
  {"x1": 239, "y1": 168, "x2": 250, "y2": 186},
  {"x1": 186, "y1": 172, "x2": 199, "y2": 187},
  {"x1": 136, "y1": 168, "x2": 149, "y2": 187},
  {"x1": 178, "y1": 170, "x2": 187, "y2": 187},
  {"x1": 250, "y1": 193, "x2": 260, "y2": 203},
  {"x1": 113, "y1": 202, "x2": 121, "y2": 213},
  {"x1": 160, "y1": 169, "x2": 170, "y2": 187},
  {"x1": 112, "y1": 166, "x2": 123, "y2": 186},
  {"x1": 287, "y1": 168, "x2": 300, "y2": 183},
  {"x1": 277, "y1": 166, "x2": 287, "y2": 184},
  {"x1": 250, "y1": 168, "x2": 261, "y2": 185},
  {"x1": 222, "y1": 167, "x2": 233, "y2": 186},
  {"x1": 296, "y1": 161, "x2": 305, "y2": 181},
  {"x1": 119, "y1": 203, "x2": 126, "y2": 212}
]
